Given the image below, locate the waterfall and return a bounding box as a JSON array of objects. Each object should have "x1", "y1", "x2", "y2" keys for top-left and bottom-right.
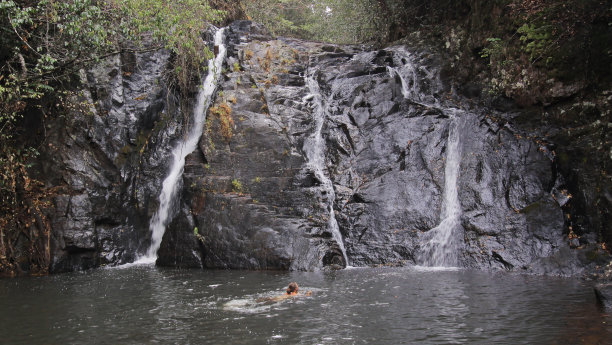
[
  {"x1": 418, "y1": 110, "x2": 464, "y2": 267},
  {"x1": 303, "y1": 71, "x2": 349, "y2": 267},
  {"x1": 387, "y1": 47, "x2": 442, "y2": 106},
  {"x1": 387, "y1": 61, "x2": 420, "y2": 101},
  {"x1": 389, "y1": 47, "x2": 463, "y2": 267},
  {"x1": 136, "y1": 28, "x2": 227, "y2": 264}
]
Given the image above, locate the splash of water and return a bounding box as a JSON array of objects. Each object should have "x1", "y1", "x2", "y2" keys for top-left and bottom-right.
[
  {"x1": 303, "y1": 71, "x2": 349, "y2": 267},
  {"x1": 135, "y1": 28, "x2": 227, "y2": 264}
]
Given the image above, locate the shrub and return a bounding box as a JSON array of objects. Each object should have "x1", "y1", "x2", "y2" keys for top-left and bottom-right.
[
  {"x1": 209, "y1": 102, "x2": 234, "y2": 142},
  {"x1": 231, "y1": 179, "x2": 243, "y2": 193}
]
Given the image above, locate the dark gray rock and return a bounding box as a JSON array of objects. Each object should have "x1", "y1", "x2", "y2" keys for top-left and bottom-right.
[
  {"x1": 38, "y1": 20, "x2": 599, "y2": 276},
  {"x1": 41, "y1": 44, "x2": 184, "y2": 272},
  {"x1": 594, "y1": 283, "x2": 612, "y2": 310},
  {"x1": 157, "y1": 206, "x2": 203, "y2": 268},
  {"x1": 153, "y1": 20, "x2": 580, "y2": 274},
  {"x1": 165, "y1": 23, "x2": 341, "y2": 270}
]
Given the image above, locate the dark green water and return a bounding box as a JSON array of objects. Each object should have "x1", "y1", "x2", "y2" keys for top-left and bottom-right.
[{"x1": 0, "y1": 265, "x2": 609, "y2": 344}]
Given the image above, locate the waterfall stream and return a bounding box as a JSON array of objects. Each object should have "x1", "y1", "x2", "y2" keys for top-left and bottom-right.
[
  {"x1": 389, "y1": 48, "x2": 464, "y2": 267},
  {"x1": 304, "y1": 71, "x2": 349, "y2": 267},
  {"x1": 418, "y1": 110, "x2": 464, "y2": 267},
  {"x1": 387, "y1": 47, "x2": 442, "y2": 106},
  {"x1": 136, "y1": 28, "x2": 227, "y2": 263}
]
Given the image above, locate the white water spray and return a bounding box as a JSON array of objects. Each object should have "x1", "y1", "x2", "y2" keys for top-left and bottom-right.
[
  {"x1": 136, "y1": 28, "x2": 227, "y2": 264},
  {"x1": 304, "y1": 71, "x2": 349, "y2": 266}
]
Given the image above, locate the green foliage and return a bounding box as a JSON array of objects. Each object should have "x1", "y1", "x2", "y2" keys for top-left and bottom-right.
[
  {"x1": 193, "y1": 226, "x2": 205, "y2": 243},
  {"x1": 242, "y1": 0, "x2": 385, "y2": 44},
  {"x1": 295, "y1": 0, "x2": 383, "y2": 43},
  {"x1": 468, "y1": 0, "x2": 612, "y2": 103},
  {"x1": 231, "y1": 178, "x2": 243, "y2": 193},
  {"x1": 241, "y1": 0, "x2": 306, "y2": 37},
  {"x1": 209, "y1": 102, "x2": 234, "y2": 142},
  {"x1": 120, "y1": 0, "x2": 223, "y2": 51},
  {"x1": 0, "y1": 0, "x2": 225, "y2": 134},
  {"x1": 119, "y1": 0, "x2": 224, "y2": 91},
  {"x1": 517, "y1": 23, "x2": 553, "y2": 63},
  {"x1": 480, "y1": 38, "x2": 503, "y2": 60}
]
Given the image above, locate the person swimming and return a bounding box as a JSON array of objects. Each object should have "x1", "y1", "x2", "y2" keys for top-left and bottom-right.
[
  {"x1": 256, "y1": 282, "x2": 311, "y2": 303},
  {"x1": 286, "y1": 282, "x2": 299, "y2": 295},
  {"x1": 285, "y1": 282, "x2": 312, "y2": 296}
]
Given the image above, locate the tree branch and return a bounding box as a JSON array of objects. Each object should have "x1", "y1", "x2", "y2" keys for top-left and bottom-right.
[{"x1": 7, "y1": 13, "x2": 41, "y2": 58}]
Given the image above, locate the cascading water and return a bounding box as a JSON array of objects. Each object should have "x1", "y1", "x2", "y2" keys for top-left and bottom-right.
[
  {"x1": 387, "y1": 47, "x2": 442, "y2": 106},
  {"x1": 389, "y1": 47, "x2": 463, "y2": 267},
  {"x1": 418, "y1": 110, "x2": 464, "y2": 267},
  {"x1": 136, "y1": 28, "x2": 227, "y2": 263},
  {"x1": 303, "y1": 70, "x2": 349, "y2": 267}
]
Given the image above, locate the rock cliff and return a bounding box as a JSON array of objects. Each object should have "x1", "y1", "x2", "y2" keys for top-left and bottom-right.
[{"x1": 41, "y1": 21, "x2": 608, "y2": 275}]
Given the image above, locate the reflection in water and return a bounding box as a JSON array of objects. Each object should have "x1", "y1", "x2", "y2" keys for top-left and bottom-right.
[{"x1": 0, "y1": 267, "x2": 609, "y2": 344}]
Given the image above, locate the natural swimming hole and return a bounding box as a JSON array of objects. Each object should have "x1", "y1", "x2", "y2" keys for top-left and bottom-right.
[{"x1": 1, "y1": 266, "x2": 609, "y2": 344}]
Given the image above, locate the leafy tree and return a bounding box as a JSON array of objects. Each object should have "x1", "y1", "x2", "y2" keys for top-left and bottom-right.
[
  {"x1": 0, "y1": 0, "x2": 224, "y2": 129},
  {"x1": 307, "y1": 0, "x2": 384, "y2": 44},
  {"x1": 117, "y1": 0, "x2": 224, "y2": 90},
  {"x1": 241, "y1": 0, "x2": 312, "y2": 37},
  {"x1": 241, "y1": 0, "x2": 386, "y2": 44}
]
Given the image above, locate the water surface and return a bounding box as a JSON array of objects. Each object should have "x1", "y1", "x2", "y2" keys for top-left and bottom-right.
[{"x1": 0, "y1": 266, "x2": 609, "y2": 344}]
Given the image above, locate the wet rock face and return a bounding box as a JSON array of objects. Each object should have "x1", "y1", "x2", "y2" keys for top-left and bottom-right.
[
  {"x1": 42, "y1": 47, "x2": 184, "y2": 272},
  {"x1": 43, "y1": 20, "x2": 602, "y2": 274},
  {"x1": 160, "y1": 22, "x2": 348, "y2": 270},
  {"x1": 157, "y1": 21, "x2": 589, "y2": 274}
]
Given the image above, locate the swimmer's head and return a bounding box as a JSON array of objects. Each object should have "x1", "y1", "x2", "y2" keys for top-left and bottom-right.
[{"x1": 286, "y1": 282, "x2": 299, "y2": 295}]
